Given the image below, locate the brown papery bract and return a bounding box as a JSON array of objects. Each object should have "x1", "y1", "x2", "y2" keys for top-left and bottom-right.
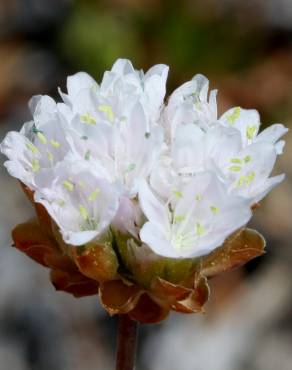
[{"x1": 11, "y1": 184, "x2": 266, "y2": 323}]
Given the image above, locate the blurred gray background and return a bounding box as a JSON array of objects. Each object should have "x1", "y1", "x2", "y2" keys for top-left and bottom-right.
[{"x1": 0, "y1": 1, "x2": 292, "y2": 369}]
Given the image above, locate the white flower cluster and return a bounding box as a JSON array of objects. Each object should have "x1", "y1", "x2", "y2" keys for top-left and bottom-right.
[{"x1": 1, "y1": 59, "x2": 287, "y2": 258}]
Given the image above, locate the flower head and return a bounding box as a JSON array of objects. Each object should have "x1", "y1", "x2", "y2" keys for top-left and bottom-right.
[{"x1": 1, "y1": 59, "x2": 287, "y2": 323}]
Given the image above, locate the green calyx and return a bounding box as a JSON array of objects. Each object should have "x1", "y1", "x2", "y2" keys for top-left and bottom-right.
[{"x1": 113, "y1": 231, "x2": 200, "y2": 289}]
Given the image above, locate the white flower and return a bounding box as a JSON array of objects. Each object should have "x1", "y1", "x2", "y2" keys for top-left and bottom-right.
[
  {"x1": 0, "y1": 95, "x2": 72, "y2": 189},
  {"x1": 68, "y1": 101, "x2": 164, "y2": 197},
  {"x1": 204, "y1": 125, "x2": 285, "y2": 203},
  {"x1": 219, "y1": 106, "x2": 288, "y2": 153},
  {"x1": 164, "y1": 74, "x2": 217, "y2": 141},
  {"x1": 34, "y1": 161, "x2": 119, "y2": 246},
  {"x1": 59, "y1": 59, "x2": 168, "y2": 126},
  {"x1": 59, "y1": 71, "x2": 99, "y2": 106},
  {"x1": 100, "y1": 59, "x2": 169, "y2": 121},
  {"x1": 149, "y1": 124, "x2": 205, "y2": 200},
  {"x1": 150, "y1": 122, "x2": 286, "y2": 206},
  {"x1": 0, "y1": 59, "x2": 287, "y2": 257},
  {"x1": 139, "y1": 172, "x2": 252, "y2": 258}
]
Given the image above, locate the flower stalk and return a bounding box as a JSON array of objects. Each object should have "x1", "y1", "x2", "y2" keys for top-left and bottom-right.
[{"x1": 116, "y1": 315, "x2": 139, "y2": 370}]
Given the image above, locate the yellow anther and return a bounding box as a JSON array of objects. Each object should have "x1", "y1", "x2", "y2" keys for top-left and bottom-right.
[
  {"x1": 246, "y1": 125, "x2": 257, "y2": 140},
  {"x1": 190, "y1": 92, "x2": 199, "y2": 101},
  {"x1": 63, "y1": 180, "x2": 74, "y2": 191},
  {"x1": 195, "y1": 194, "x2": 203, "y2": 201},
  {"x1": 227, "y1": 107, "x2": 241, "y2": 125},
  {"x1": 244, "y1": 155, "x2": 252, "y2": 163},
  {"x1": 210, "y1": 206, "x2": 220, "y2": 214},
  {"x1": 229, "y1": 165, "x2": 242, "y2": 172},
  {"x1": 246, "y1": 171, "x2": 256, "y2": 184},
  {"x1": 80, "y1": 113, "x2": 97, "y2": 125},
  {"x1": 173, "y1": 189, "x2": 183, "y2": 199},
  {"x1": 237, "y1": 176, "x2": 246, "y2": 188},
  {"x1": 37, "y1": 132, "x2": 47, "y2": 144},
  {"x1": 79, "y1": 205, "x2": 89, "y2": 220},
  {"x1": 47, "y1": 150, "x2": 54, "y2": 162},
  {"x1": 98, "y1": 104, "x2": 114, "y2": 122},
  {"x1": 26, "y1": 142, "x2": 39, "y2": 154},
  {"x1": 174, "y1": 215, "x2": 186, "y2": 223},
  {"x1": 50, "y1": 139, "x2": 61, "y2": 148},
  {"x1": 230, "y1": 158, "x2": 242, "y2": 164},
  {"x1": 196, "y1": 222, "x2": 205, "y2": 236},
  {"x1": 31, "y1": 159, "x2": 40, "y2": 172},
  {"x1": 88, "y1": 188, "x2": 101, "y2": 201},
  {"x1": 237, "y1": 171, "x2": 256, "y2": 188}
]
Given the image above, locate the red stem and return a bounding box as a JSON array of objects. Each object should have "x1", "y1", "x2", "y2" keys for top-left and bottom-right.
[{"x1": 116, "y1": 314, "x2": 139, "y2": 370}]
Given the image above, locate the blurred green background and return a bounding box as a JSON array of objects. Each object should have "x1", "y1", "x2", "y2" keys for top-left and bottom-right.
[{"x1": 0, "y1": 1, "x2": 292, "y2": 370}]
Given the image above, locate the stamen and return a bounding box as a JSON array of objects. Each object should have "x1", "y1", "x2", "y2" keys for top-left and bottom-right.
[
  {"x1": 47, "y1": 151, "x2": 54, "y2": 162},
  {"x1": 227, "y1": 107, "x2": 241, "y2": 125},
  {"x1": 244, "y1": 155, "x2": 252, "y2": 163},
  {"x1": 210, "y1": 205, "x2": 220, "y2": 214},
  {"x1": 229, "y1": 165, "x2": 242, "y2": 172},
  {"x1": 79, "y1": 205, "x2": 89, "y2": 220},
  {"x1": 173, "y1": 189, "x2": 183, "y2": 199},
  {"x1": 230, "y1": 158, "x2": 242, "y2": 164},
  {"x1": 246, "y1": 125, "x2": 257, "y2": 140},
  {"x1": 26, "y1": 142, "x2": 39, "y2": 154},
  {"x1": 50, "y1": 139, "x2": 61, "y2": 148},
  {"x1": 237, "y1": 171, "x2": 256, "y2": 188},
  {"x1": 246, "y1": 171, "x2": 256, "y2": 184},
  {"x1": 32, "y1": 125, "x2": 47, "y2": 145},
  {"x1": 31, "y1": 159, "x2": 40, "y2": 172},
  {"x1": 173, "y1": 215, "x2": 186, "y2": 223},
  {"x1": 63, "y1": 180, "x2": 74, "y2": 191},
  {"x1": 37, "y1": 132, "x2": 47, "y2": 144},
  {"x1": 98, "y1": 105, "x2": 114, "y2": 122},
  {"x1": 80, "y1": 113, "x2": 97, "y2": 125},
  {"x1": 88, "y1": 188, "x2": 101, "y2": 201},
  {"x1": 196, "y1": 222, "x2": 205, "y2": 236}
]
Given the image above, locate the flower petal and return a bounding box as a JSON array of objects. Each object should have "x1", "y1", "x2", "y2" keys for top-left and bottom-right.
[{"x1": 256, "y1": 123, "x2": 288, "y2": 145}]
